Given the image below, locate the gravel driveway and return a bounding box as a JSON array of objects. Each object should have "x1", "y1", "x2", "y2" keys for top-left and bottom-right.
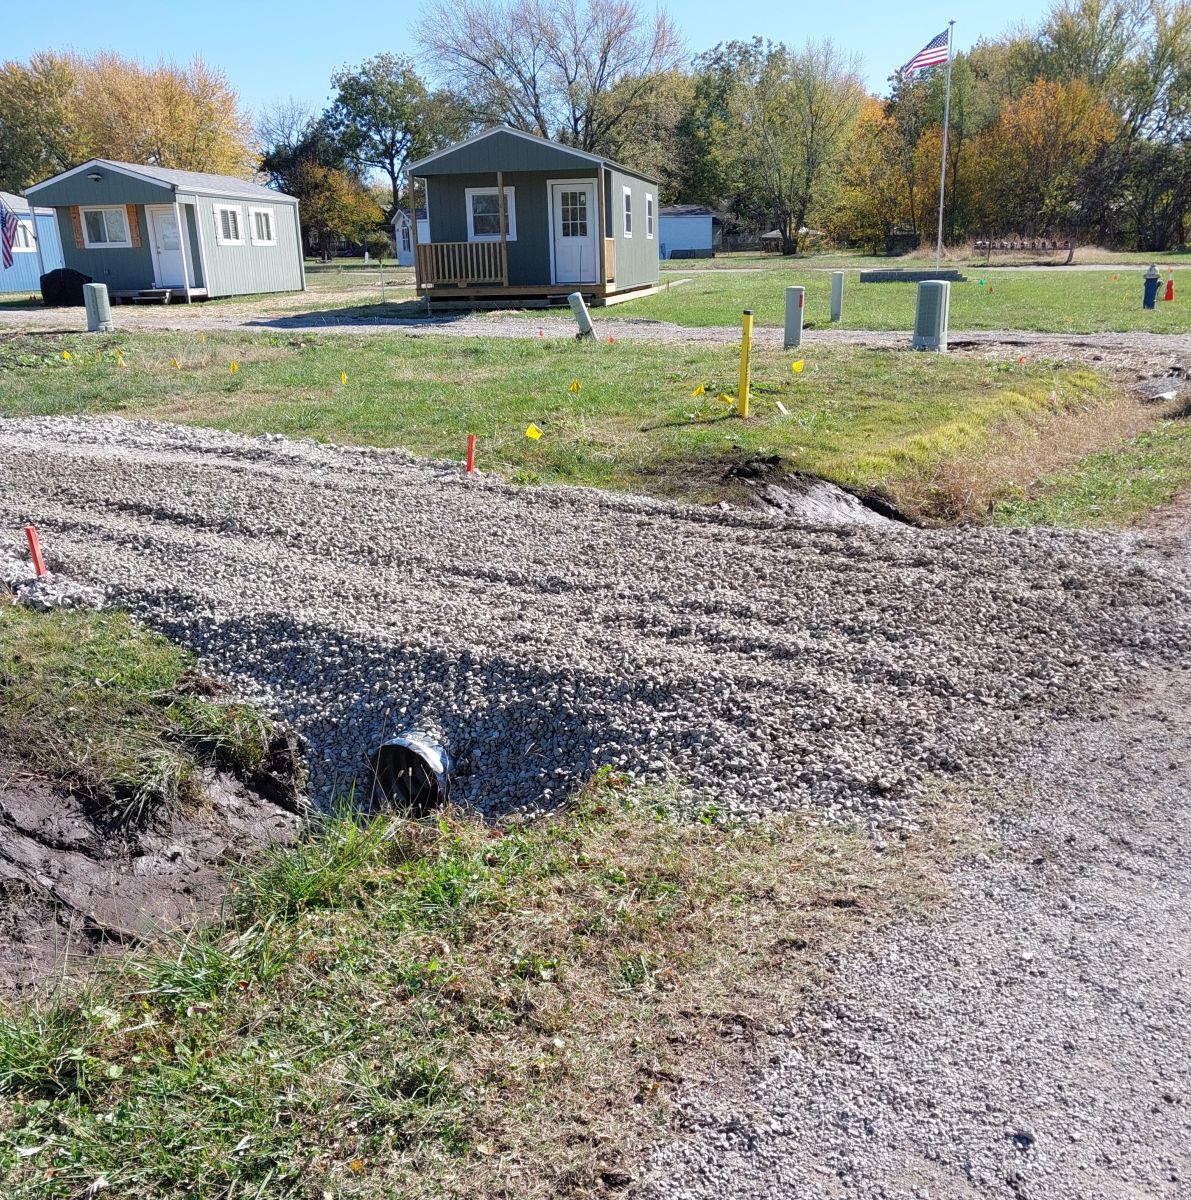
[{"x1": 1, "y1": 417, "x2": 1187, "y2": 827}]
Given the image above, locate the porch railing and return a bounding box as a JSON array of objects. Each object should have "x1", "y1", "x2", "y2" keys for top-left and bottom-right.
[{"x1": 416, "y1": 241, "x2": 507, "y2": 288}]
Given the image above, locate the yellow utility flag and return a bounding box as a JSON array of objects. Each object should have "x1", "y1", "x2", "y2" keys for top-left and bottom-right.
[
  {"x1": 61, "y1": 351, "x2": 72, "y2": 360},
  {"x1": 230, "y1": 361, "x2": 239, "y2": 374},
  {"x1": 568, "y1": 379, "x2": 581, "y2": 394},
  {"x1": 200, "y1": 333, "x2": 206, "y2": 343},
  {"x1": 340, "y1": 371, "x2": 348, "y2": 385},
  {"x1": 691, "y1": 383, "x2": 706, "y2": 397},
  {"x1": 525, "y1": 424, "x2": 543, "y2": 440},
  {"x1": 791, "y1": 360, "x2": 805, "y2": 374},
  {"x1": 171, "y1": 357, "x2": 179, "y2": 369},
  {"x1": 716, "y1": 393, "x2": 733, "y2": 404}
]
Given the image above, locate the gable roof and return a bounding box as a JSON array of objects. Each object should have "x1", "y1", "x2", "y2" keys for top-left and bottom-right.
[
  {"x1": 661, "y1": 204, "x2": 715, "y2": 217},
  {"x1": 408, "y1": 126, "x2": 657, "y2": 184},
  {"x1": 0, "y1": 190, "x2": 30, "y2": 214},
  {"x1": 26, "y1": 160, "x2": 297, "y2": 204},
  {"x1": 392, "y1": 207, "x2": 427, "y2": 224}
]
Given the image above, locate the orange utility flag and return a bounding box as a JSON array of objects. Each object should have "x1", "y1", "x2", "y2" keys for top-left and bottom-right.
[
  {"x1": 568, "y1": 379, "x2": 581, "y2": 394},
  {"x1": 691, "y1": 384, "x2": 706, "y2": 397},
  {"x1": 607, "y1": 335, "x2": 615, "y2": 343},
  {"x1": 525, "y1": 424, "x2": 543, "y2": 440},
  {"x1": 791, "y1": 360, "x2": 805, "y2": 374}
]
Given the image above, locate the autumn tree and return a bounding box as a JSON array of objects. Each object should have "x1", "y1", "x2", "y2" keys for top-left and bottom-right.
[
  {"x1": 415, "y1": 0, "x2": 684, "y2": 155},
  {"x1": 831, "y1": 98, "x2": 908, "y2": 250},
  {"x1": 289, "y1": 162, "x2": 384, "y2": 260},
  {"x1": 722, "y1": 39, "x2": 865, "y2": 253},
  {"x1": 0, "y1": 54, "x2": 81, "y2": 191}
]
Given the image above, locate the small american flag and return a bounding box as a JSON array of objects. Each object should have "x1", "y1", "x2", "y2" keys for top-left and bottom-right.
[
  {"x1": 0, "y1": 200, "x2": 19, "y2": 271},
  {"x1": 903, "y1": 29, "x2": 951, "y2": 72}
]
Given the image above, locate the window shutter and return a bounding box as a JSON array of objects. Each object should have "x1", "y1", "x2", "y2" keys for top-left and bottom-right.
[
  {"x1": 127, "y1": 205, "x2": 141, "y2": 248},
  {"x1": 70, "y1": 206, "x2": 83, "y2": 249}
]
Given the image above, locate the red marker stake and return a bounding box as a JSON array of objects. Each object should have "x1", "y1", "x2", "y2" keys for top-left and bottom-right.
[
  {"x1": 23, "y1": 525, "x2": 46, "y2": 577},
  {"x1": 465, "y1": 434, "x2": 476, "y2": 474}
]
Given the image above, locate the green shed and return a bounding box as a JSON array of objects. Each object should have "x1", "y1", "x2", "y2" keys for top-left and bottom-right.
[
  {"x1": 407, "y1": 127, "x2": 660, "y2": 308},
  {"x1": 24, "y1": 160, "x2": 304, "y2": 303}
]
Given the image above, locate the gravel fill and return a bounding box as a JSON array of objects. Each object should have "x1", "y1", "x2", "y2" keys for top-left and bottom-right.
[
  {"x1": 0, "y1": 416, "x2": 1188, "y2": 825},
  {"x1": 637, "y1": 661, "x2": 1191, "y2": 1199}
]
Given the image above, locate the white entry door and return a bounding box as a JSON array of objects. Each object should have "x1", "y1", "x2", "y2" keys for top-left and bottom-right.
[
  {"x1": 146, "y1": 205, "x2": 192, "y2": 288},
  {"x1": 550, "y1": 181, "x2": 598, "y2": 284}
]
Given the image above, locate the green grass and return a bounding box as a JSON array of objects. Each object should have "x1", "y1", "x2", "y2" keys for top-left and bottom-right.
[
  {"x1": 0, "y1": 330, "x2": 1128, "y2": 518},
  {"x1": 0, "y1": 604, "x2": 273, "y2": 822},
  {"x1": 618, "y1": 268, "x2": 1191, "y2": 333},
  {"x1": 0, "y1": 777, "x2": 956, "y2": 1199},
  {"x1": 995, "y1": 416, "x2": 1191, "y2": 528}
]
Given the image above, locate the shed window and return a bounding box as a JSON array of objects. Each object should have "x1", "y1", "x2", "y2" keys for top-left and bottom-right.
[
  {"x1": 401, "y1": 224, "x2": 411, "y2": 252},
  {"x1": 249, "y1": 207, "x2": 276, "y2": 246},
  {"x1": 81, "y1": 206, "x2": 131, "y2": 248},
  {"x1": 214, "y1": 204, "x2": 244, "y2": 246},
  {"x1": 645, "y1": 193, "x2": 655, "y2": 239},
  {"x1": 465, "y1": 187, "x2": 517, "y2": 242},
  {"x1": 622, "y1": 186, "x2": 633, "y2": 238},
  {"x1": 13, "y1": 223, "x2": 35, "y2": 252}
]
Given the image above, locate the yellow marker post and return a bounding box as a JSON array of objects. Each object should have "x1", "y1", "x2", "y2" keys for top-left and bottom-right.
[
  {"x1": 737, "y1": 310, "x2": 753, "y2": 419},
  {"x1": 525, "y1": 424, "x2": 543, "y2": 440}
]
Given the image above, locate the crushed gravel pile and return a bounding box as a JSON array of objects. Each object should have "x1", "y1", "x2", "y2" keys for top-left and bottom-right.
[{"x1": 0, "y1": 417, "x2": 1187, "y2": 825}]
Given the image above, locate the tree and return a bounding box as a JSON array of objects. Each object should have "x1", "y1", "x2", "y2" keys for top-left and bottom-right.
[
  {"x1": 0, "y1": 52, "x2": 253, "y2": 192},
  {"x1": 326, "y1": 55, "x2": 464, "y2": 221},
  {"x1": 723, "y1": 39, "x2": 865, "y2": 253},
  {"x1": 832, "y1": 98, "x2": 909, "y2": 250},
  {"x1": 289, "y1": 162, "x2": 384, "y2": 260},
  {"x1": 415, "y1": 0, "x2": 684, "y2": 155}
]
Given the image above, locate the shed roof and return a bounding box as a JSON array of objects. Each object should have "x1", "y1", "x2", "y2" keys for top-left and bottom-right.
[
  {"x1": 26, "y1": 160, "x2": 297, "y2": 204},
  {"x1": 660, "y1": 204, "x2": 715, "y2": 217},
  {"x1": 409, "y1": 126, "x2": 657, "y2": 184}
]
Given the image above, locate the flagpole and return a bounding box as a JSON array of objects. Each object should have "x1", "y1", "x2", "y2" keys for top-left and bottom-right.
[{"x1": 935, "y1": 20, "x2": 955, "y2": 271}]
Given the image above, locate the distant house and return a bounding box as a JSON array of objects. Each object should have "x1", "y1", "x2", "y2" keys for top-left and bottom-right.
[
  {"x1": 407, "y1": 126, "x2": 660, "y2": 308},
  {"x1": 0, "y1": 191, "x2": 64, "y2": 294},
  {"x1": 391, "y1": 208, "x2": 429, "y2": 267},
  {"x1": 24, "y1": 161, "x2": 304, "y2": 302},
  {"x1": 760, "y1": 230, "x2": 785, "y2": 254},
  {"x1": 658, "y1": 205, "x2": 720, "y2": 260}
]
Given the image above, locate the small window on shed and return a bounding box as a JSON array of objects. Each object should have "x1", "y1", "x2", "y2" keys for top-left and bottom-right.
[
  {"x1": 249, "y1": 207, "x2": 276, "y2": 246},
  {"x1": 465, "y1": 187, "x2": 517, "y2": 241},
  {"x1": 646, "y1": 193, "x2": 655, "y2": 239},
  {"x1": 401, "y1": 225, "x2": 411, "y2": 252},
  {"x1": 214, "y1": 204, "x2": 244, "y2": 246},
  {"x1": 13, "y1": 223, "x2": 35, "y2": 252},
  {"x1": 622, "y1": 186, "x2": 633, "y2": 238},
  {"x1": 80, "y1": 206, "x2": 131, "y2": 248}
]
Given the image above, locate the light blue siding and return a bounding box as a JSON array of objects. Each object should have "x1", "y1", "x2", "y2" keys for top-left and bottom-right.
[
  {"x1": 1, "y1": 212, "x2": 64, "y2": 293},
  {"x1": 659, "y1": 214, "x2": 714, "y2": 259}
]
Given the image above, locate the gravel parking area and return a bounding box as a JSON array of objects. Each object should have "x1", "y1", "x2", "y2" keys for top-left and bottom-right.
[{"x1": 0, "y1": 417, "x2": 1187, "y2": 825}]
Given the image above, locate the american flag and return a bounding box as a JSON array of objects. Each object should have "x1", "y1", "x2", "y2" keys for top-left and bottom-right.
[
  {"x1": 0, "y1": 200, "x2": 19, "y2": 271},
  {"x1": 903, "y1": 29, "x2": 951, "y2": 72}
]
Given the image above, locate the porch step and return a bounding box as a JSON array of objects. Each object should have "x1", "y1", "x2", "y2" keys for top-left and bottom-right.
[{"x1": 131, "y1": 289, "x2": 173, "y2": 304}]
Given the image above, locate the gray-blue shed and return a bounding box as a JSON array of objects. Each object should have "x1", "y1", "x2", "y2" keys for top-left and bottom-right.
[
  {"x1": 408, "y1": 126, "x2": 660, "y2": 308},
  {"x1": 24, "y1": 161, "x2": 304, "y2": 302},
  {"x1": 0, "y1": 191, "x2": 65, "y2": 294}
]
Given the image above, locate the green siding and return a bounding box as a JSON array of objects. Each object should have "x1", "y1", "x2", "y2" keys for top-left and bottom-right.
[
  {"x1": 417, "y1": 130, "x2": 597, "y2": 176},
  {"x1": 55, "y1": 206, "x2": 156, "y2": 292},
  {"x1": 31, "y1": 172, "x2": 174, "y2": 208},
  {"x1": 186, "y1": 194, "x2": 303, "y2": 298},
  {"x1": 183, "y1": 205, "x2": 204, "y2": 288},
  {"x1": 606, "y1": 169, "x2": 659, "y2": 290},
  {"x1": 428, "y1": 170, "x2": 596, "y2": 287}
]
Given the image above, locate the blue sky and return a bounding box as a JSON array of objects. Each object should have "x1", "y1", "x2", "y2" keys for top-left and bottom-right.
[{"x1": 8, "y1": 0, "x2": 1044, "y2": 118}]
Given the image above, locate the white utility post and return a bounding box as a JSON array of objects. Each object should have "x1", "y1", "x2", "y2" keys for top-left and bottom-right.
[
  {"x1": 830, "y1": 272, "x2": 844, "y2": 322},
  {"x1": 784, "y1": 286, "x2": 805, "y2": 349}
]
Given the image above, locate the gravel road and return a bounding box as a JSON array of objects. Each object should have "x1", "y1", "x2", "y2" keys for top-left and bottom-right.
[
  {"x1": 0, "y1": 417, "x2": 1187, "y2": 827},
  {"x1": 639, "y1": 659, "x2": 1191, "y2": 1199}
]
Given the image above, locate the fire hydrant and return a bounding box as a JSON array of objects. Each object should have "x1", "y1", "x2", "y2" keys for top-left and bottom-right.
[{"x1": 1143, "y1": 264, "x2": 1161, "y2": 310}]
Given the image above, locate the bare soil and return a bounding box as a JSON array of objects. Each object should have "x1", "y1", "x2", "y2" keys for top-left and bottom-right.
[{"x1": 0, "y1": 734, "x2": 307, "y2": 991}]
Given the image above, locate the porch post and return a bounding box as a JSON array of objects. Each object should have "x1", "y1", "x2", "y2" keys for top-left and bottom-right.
[
  {"x1": 496, "y1": 171, "x2": 509, "y2": 288},
  {"x1": 173, "y1": 199, "x2": 193, "y2": 303},
  {"x1": 596, "y1": 166, "x2": 607, "y2": 287},
  {"x1": 410, "y1": 176, "x2": 423, "y2": 292},
  {"x1": 31, "y1": 212, "x2": 46, "y2": 282}
]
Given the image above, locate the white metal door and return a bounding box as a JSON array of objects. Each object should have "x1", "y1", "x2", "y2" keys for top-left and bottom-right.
[
  {"x1": 147, "y1": 206, "x2": 188, "y2": 287},
  {"x1": 550, "y1": 181, "x2": 598, "y2": 284}
]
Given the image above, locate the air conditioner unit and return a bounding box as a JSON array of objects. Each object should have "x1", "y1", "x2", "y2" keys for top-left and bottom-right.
[{"x1": 913, "y1": 280, "x2": 950, "y2": 351}]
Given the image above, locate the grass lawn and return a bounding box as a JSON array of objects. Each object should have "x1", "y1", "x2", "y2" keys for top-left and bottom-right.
[
  {"x1": 995, "y1": 416, "x2": 1191, "y2": 528},
  {"x1": 0, "y1": 329, "x2": 1150, "y2": 521},
  {"x1": 619, "y1": 267, "x2": 1190, "y2": 334}
]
